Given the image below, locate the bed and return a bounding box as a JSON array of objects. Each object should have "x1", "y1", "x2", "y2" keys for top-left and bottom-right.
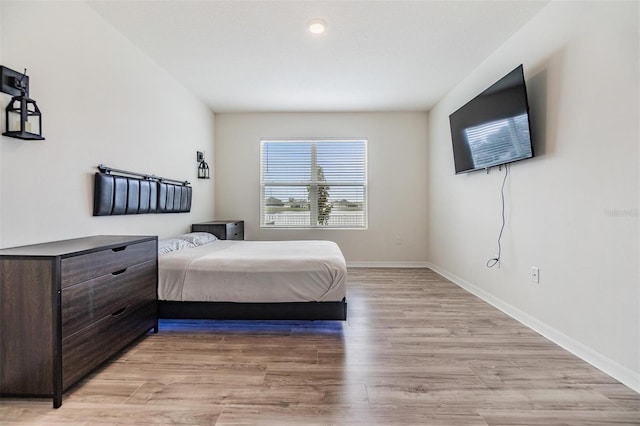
[{"x1": 157, "y1": 233, "x2": 347, "y2": 320}]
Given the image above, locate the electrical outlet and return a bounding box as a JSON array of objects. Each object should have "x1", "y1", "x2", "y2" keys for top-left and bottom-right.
[
  {"x1": 531, "y1": 267, "x2": 540, "y2": 283},
  {"x1": 395, "y1": 235, "x2": 402, "y2": 245}
]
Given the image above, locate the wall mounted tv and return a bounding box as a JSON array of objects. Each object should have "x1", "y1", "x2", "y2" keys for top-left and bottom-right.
[{"x1": 449, "y1": 65, "x2": 534, "y2": 174}]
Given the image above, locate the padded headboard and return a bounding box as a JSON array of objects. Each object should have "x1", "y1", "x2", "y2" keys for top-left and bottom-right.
[{"x1": 93, "y1": 170, "x2": 192, "y2": 216}]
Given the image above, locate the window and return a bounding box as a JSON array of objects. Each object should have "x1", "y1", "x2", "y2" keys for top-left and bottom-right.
[{"x1": 260, "y1": 139, "x2": 367, "y2": 229}]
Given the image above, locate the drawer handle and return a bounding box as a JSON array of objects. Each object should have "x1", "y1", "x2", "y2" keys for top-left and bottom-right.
[
  {"x1": 111, "y1": 246, "x2": 127, "y2": 252},
  {"x1": 111, "y1": 306, "x2": 127, "y2": 316},
  {"x1": 112, "y1": 268, "x2": 127, "y2": 276}
]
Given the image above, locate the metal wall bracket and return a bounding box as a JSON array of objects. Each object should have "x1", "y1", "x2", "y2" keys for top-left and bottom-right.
[{"x1": 0, "y1": 66, "x2": 29, "y2": 97}]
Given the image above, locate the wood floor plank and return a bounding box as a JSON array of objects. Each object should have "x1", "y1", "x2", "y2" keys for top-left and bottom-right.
[
  {"x1": 478, "y1": 409, "x2": 640, "y2": 426},
  {"x1": 1, "y1": 267, "x2": 637, "y2": 425},
  {"x1": 215, "y1": 407, "x2": 489, "y2": 426},
  {"x1": 0, "y1": 403, "x2": 223, "y2": 425}
]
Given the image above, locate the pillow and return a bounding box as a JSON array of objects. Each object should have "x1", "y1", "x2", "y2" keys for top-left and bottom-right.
[
  {"x1": 174, "y1": 232, "x2": 218, "y2": 247},
  {"x1": 158, "y1": 238, "x2": 196, "y2": 254}
]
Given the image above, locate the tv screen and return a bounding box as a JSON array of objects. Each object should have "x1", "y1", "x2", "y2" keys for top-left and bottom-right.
[{"x1": 449, "y1": 65, "x2": 534, "y2": 174}]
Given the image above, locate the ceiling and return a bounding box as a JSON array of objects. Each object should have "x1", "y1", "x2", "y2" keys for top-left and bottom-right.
[{"x1": 87, "y1": 0, "x2": 548, "y2": 113}]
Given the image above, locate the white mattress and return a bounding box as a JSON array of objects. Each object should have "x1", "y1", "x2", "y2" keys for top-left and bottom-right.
[{"x1": 158, "y1": 240, "x2": 347, "y2": 303}]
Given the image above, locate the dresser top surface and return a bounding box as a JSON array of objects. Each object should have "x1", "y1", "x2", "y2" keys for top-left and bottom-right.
[
  {"x1": 192, "y1": 220, "x2": 243, "y2": 225},
  {"x1": 0, "y1": 235, "x2": 157, "y2": 258}
]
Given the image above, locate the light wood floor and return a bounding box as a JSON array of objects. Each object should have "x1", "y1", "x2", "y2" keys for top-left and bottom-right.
[{"x1": 1, "y1": 268, "x2": 638, "y2": 425}]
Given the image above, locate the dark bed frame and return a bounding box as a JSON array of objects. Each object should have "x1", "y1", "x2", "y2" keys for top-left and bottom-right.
[{"x1": 158, "y1": 298, "x2": 347, "y2": 321}]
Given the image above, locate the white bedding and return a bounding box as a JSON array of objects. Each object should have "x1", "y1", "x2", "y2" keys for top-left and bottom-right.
[{"x1": 158, "y1": 240, "x2": 347, "y2": 303}]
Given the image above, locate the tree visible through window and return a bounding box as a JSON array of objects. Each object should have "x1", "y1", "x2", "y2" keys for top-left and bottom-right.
[
  {"x1": 310, "y1": 166, "x2": 332, "y2": 225},
  {"x1": 260, "y1": 139, "x2": 367, "y2": 229}
]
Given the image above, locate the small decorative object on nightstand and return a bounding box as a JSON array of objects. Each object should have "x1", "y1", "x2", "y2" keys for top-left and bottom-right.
[{"x1": 192, "y1": 220, "x2": 244, "y2": 240}]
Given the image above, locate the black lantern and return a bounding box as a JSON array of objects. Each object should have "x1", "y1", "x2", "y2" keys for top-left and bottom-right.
[
  {"x1": 197, "y1": 151, "x2": 210, "y2": 179},
  {"x1": 4, "y1": 94, "x2": 44, "y2": 140},
  {"x1": 1, "y1": 66, "x2": 44, "y2": 140}
]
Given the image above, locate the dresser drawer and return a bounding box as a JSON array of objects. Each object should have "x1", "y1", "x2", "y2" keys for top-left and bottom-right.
[
  {"x1": 225, "y1": 222, "x2": 244, "y2": 240},
  {"x1": 62, "y1": 301, "x2": 156, "y2": 389},
  {"x1": 61, "y1": 260, "x2": 156, "y2": 338},
  {"x1": 61, "y1": 240, "x2": 156, "y2": 288}
]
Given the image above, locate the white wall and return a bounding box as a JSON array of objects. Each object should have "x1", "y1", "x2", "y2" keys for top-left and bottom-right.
[
  {"x1": 0, "y1": 1, "x2": 215, "y2": 248},
  {"x1": 215, "y1": 112, "x2": 429, "y2": 265},
  {"x1": 428, "y1": 1, "x2": 639, "y2": 390}
]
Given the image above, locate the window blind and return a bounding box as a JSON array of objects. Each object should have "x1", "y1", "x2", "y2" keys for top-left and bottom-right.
[{"x1": 260, "y1": 139, "x2": 367, "y2": 229}]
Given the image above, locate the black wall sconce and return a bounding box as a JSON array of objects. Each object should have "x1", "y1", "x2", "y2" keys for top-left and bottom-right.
[
  {"x1": 197, "y1": 151, "x2": 210, "y2": 179},
  {"x1": 0, "y1": 66, "x2": 44, "y2": 140}
]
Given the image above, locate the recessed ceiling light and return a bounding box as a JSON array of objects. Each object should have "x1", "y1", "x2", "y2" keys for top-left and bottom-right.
[{"x1": 307, "y1": 19, "x2": 327, "y2": 35}]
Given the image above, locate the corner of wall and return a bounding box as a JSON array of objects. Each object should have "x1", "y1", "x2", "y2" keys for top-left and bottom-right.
[
  {"x1": 427, "y1": 0, "x2": 639, "y2": 391},
  {"x1": 0, "y1": 1, "x2": 216, "y2": 247}
]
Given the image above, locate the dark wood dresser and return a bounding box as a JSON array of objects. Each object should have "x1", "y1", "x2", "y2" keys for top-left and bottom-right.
[
  {"x1": 191, "y1": 220, "x2": 244, "y2": 240},
  {"x1": 0, "y1": 235, "x2": 158, "y2": 408}
]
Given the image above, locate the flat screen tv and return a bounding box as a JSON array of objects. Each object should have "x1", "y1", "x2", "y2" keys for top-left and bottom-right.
[{"x1": 449, "y1": 65, "x2": 534, "y2": 174}]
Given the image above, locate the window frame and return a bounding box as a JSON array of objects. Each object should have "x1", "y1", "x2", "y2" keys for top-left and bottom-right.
[{"x1": 260, "y1": 138, "x2": 368, "y2": 230}]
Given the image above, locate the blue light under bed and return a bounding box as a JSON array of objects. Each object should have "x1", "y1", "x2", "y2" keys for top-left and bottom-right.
[{"x1": 157, "y1": 319, "x2": 344, "y2": 335}]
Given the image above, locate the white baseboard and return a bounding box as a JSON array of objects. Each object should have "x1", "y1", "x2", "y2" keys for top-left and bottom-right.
[
  {"x1": 347, "y1": 261, "x2": 430, "y2": 268},
  {"x1": 426, "y1": 262, "x2": 640, "y2": 394}
]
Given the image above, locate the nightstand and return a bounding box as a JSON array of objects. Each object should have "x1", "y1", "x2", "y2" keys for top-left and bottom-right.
[{"x1": 191, "y1": 220, "x2": 244, "y2": 240}]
